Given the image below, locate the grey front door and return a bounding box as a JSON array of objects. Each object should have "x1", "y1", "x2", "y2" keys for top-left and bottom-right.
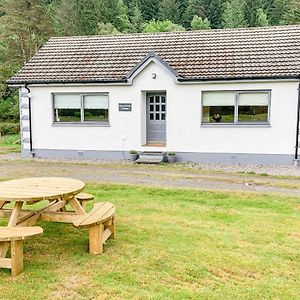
[{"x1": 146, "y1": 94, "x2": 166, "y2": 144}]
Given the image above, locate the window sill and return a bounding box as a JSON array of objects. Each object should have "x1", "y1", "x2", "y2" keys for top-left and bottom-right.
[
  {"x1": 201, "y1": 123, "x2": 271, "y2": 128},
  {"x1": 52, "y1": 122, "x2": 110, "y2": 127}
]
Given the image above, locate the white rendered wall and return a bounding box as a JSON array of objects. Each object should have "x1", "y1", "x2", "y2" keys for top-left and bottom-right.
[{"x1": 27, "y1": 62, "x2": 299, "y2": 156}]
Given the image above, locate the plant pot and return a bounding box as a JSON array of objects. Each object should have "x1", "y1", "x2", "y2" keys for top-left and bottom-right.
[
  {"x1": 129, "y1": 154, "x2": 138, "y2": 161},
  {"x1": 167, "y1": 155, "x2": 176, "y2": 163}
]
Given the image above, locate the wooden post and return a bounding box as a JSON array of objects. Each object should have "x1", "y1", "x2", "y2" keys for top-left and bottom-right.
[
  {"x1": 89, "y1": 225, "x2": 103, "y2": 255},
  {"x1": 11, "y1": 240, "x2": 24, "y2": 276},
  {"x1": 108, "y1": 216, "x2": 116, "y2": 240}
]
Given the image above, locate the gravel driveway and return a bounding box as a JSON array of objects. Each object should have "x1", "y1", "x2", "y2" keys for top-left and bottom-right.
[{"x1": 0, "y1": 154, "x2": 300, "y2": 195}]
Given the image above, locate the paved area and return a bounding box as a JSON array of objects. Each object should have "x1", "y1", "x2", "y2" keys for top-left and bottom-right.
[{"x1": 0, "y1": 156, "x2": 300, "y2": 196}]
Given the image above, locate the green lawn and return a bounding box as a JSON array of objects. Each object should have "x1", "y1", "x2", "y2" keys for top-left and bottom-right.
[
  {"x1": 0, "y1": 184, "x2": 300, "y2": 299},
  {"x1": 0, "y1": 134, "x2": 20, "y2": 154}
]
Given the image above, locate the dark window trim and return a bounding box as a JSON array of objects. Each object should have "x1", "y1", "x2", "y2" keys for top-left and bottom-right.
[
  {"x1": 201, "y1": 89, "x2": 271, "y2": 126},
  {"x1": 52, "y1": 92, "x2": 110, "y2": 126}
]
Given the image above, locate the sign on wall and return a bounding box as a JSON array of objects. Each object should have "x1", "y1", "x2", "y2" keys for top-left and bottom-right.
[{"x1": 118, "y1": 103, "x2": 132, "y2": 112}]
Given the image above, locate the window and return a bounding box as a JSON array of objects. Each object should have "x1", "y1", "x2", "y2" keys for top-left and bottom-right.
[
  {"x1": 54, "y1": 93, "x2": 109, "y2": 124},
  {"x1": 202, "y1": 91, "x2": 270, "y2": 125}
]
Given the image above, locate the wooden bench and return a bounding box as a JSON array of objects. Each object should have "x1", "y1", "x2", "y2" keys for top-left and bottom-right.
[
  {"x1": 75, "y1": 193, "x2": 94, "y2": 210},
  {"x1": 73, "y1": 202, "x2": 115, "y2": 255},
  {"x1": 0, "y1": 227, "x2": 43, "y2": 276}
]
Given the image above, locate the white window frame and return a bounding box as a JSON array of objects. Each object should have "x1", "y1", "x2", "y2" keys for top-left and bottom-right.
[
  {"x1": 52, "y1": 92, "x2": 110, "y2": 126},
  {"x1": 201, "y1": 90, "x2": 271, "y2": 126}
]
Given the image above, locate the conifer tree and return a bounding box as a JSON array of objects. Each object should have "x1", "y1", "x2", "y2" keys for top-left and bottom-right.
[
  {"x1": 140, "y1": 0, "x2": 159, "y2": 21},
  {"x1": 283, "y1": 0, "x2": 300, "y2": 24},
  {"x1": 223, "y1": 0, "x2": 246, "y2": 28},
  {"x1": 159, "y1": 0, "x2": 181, "y2": 24}
]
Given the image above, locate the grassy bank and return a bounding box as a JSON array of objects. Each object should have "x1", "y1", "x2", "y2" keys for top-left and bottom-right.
[
  {"x1": 0, "y1": 134, "x2": 20, "y2": 154},
  {"x1": 0, "y1": 184, "x2": 299, "y2": 299}
]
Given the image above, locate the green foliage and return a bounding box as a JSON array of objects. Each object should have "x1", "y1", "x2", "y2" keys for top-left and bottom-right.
[
  {"x1": 256, "y1": 8, "x2": 269, "y2": 26},
  {"x1": 0, "y1": 122, "x2": 20, "y2": 135},
  {"x1": 97, "y1": 23, "x2": 120, "y2": 35},
  {"x1": 143, "y1": 20, "x2": 186, "y2": 32},
  {"x1": 223, "y1": 0, "x2": 247, "y2": 28},
  {"x1": 140, "y1": 0, "x2": 159, "y2": 21},
  {"x1": 283, "y1": 0, "x2": 300, "y2": 24},
  {"x1": 159, "y1": 0, "x2": 181, "y2": 24},
  {"x1": 191, "y1": 15, "x2": 211, "y2": 29}
]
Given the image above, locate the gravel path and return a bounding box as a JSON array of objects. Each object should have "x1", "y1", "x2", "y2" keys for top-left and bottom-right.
[{"x1": 0, "y1": 154, "x2": 300, "y2": 196}]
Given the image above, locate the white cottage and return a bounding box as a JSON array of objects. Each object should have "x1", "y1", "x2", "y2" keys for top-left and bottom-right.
[{"x1": 8, "y1": 25, "x2": 300, "y2": 165}]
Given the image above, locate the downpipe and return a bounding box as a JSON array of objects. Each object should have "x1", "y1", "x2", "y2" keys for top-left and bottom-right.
[
  {"x1": 24, "y1": 84, "x2": 35, "y2": 157},
  {"x1": 294, "y1": 82, "x2": 300, "y2": 167}
]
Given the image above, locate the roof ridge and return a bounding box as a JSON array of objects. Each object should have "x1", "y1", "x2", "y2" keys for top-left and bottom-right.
[{"x1": 48, "y1": 24, "x2": 300, "y2": 40}]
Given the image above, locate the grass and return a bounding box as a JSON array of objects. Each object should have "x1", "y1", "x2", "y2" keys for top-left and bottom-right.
[
  {"x1": 0, "y1": 183, "x2": 300, "y2": 299},
  {"x1": 0, "y1": 134, "x2": 20, "y2": 154}
]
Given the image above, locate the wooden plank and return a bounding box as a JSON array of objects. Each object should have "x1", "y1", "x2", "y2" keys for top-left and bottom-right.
[
  {"x1": 75, "y1": 193, "x2": 94, "y2": 201},
  {"x1": 108, "y1": 216, "x2": 116, "y2": 240},
  {"x1": 0, "y1": 177, "x2": 85, "y2": 202},
  {"x1": 89, "y1": 224, "x2": 103, "y2": 255},
  {"x1": 73, "y1": 202, "x2": 115, "y2": 228},
  {"x1": 0, "y1": 227, "x2": 43, "y2": 241},
  {"x1": 0, "y1": 202, "x2": 23, "y2": 258},
  {"x1": 16, "y1": 214, "x2": 41, "y2": 227},
  {"x1": 43, "y1": 201, "x2": 66, "y2": 212},
  {"x1": 0, "y1": 201, "x2": 7, "y2": 209},
  {"x1": 11, "y1": 240, "x2": 23, "y2": 276},
  {"x1": 0, "y1": 258, "x2": 12, "y2": 269},
  {"x1": 41, "y1": 212, "x2": 79, "y2": 223},
  {"x1": 103, "y1": 228, "x2": 112, "y2": 243},
  {"x1": 69, "y1": 198, "x2": 86, "y2": 216}
]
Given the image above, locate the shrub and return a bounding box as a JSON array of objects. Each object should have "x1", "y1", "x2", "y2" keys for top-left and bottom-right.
[
  {"x1": 129, "y1": 150, "x2": 138, "y2": 154},
  {"x1": 0, "y1": 122, "x2": 20, "y2": 135}
]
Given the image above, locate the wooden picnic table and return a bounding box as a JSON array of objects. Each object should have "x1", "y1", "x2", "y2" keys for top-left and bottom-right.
[{"x1": 0, "y1": 177, "x2": 87, "y2": 258}]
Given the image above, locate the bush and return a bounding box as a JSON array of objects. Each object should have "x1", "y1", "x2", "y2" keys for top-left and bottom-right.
[{"x1": 0, "y1": 122, "x2": 20, "y2": 135}]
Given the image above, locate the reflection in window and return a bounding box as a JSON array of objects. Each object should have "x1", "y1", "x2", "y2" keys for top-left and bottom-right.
[{"x1": 202, "y1": 91, "x2": 270, "y2": 124}]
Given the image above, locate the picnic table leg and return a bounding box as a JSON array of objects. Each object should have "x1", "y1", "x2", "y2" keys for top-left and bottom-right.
[
  {"x1": 11, "y1": 240, "x2": 24, "y2": 276},
  {"x1": 89, "y1": 224, "x2": 103, "y2": 255},
  {"x1": 0, "y1": 201, "x2": 23, "y2": 258},
  {"x1": 68, "y1": 197, "x2": 86, "y2": 216},
  {"x1": 108, "y1": 216, "x2": 116, "y2": 240}
]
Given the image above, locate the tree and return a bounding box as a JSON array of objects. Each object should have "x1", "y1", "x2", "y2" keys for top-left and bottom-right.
[
  {"x1": 97, "y1": 23, "x2": 120, "y2": 35},
  {"x1": 283, "y1": 0, "x2": 300, "y2": 24},
  {"x1": 256, "y1": 8, "x2": 269, "y2": 26},
  {"x1": 159, "y1": 0, "x2": 181, "y2": 24},
  {"x1": 223, "y1": 0, "x2": 247, "y2": 28},
  {"x1": 267, "y1": 0, "x2": 287, "y2": 25},
  {"x1": 130, "y1": 4, "x2": 144, "y2": 32},
  {"x1": 191, "y1": 15, "x2": 211, "y2": 29},
  {"x1": 184, "y1": 0, "x2": 225, "y2": 29},
  {"x1": 140, "y1": 0, "x2": 159, "y2": 21},
  {"x1": 244, "y1": 0, "x2": 262, "y2": 26},
  {"x1": 143, "y1": 20, "x2": 186, "y2": 32}
]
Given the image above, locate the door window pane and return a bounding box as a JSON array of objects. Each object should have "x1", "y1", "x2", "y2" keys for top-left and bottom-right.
[
  {"x1": 161, "y1": 113, "x2": 166, "y2": 120},
  {"x1": 150, "y1": 113, "x2": 154, "y2": 120},
  {"x1": 162, "y1": 105, "x2": 165, "y2": 112},
  {"x1": 155, "y1": 96, "x2": 160, "y2": 103},
  {"x1": 156, "y1": 113, "x2": 160, "y2": 120},
  {"x1": 156, "y1": 105, "x2": 160, "y2": 111},
  {"x1": 150, "y1": 105, "x2": 154, "y2": 112},
  {"x1": 83, "y1": 94, "x2": 109, "y2": 122},
  {"x1": 150, "y1": 97, "x2": 154, "y2": 103},
  {"x1": 161, "y1": 96, "x2": 166, "y2": 103},
  {"x1": 54, "y1": 94, "x2": 81, "y2": 122}
]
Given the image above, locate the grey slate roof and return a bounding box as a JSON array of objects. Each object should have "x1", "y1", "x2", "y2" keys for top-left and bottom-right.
[{"x1": 7, "y1": 25, "x2": 300, "y2": 84}]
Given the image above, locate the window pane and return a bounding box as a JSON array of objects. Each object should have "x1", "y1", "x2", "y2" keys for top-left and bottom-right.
[
  {"x1": 155, "y1": 96, "x2": 160, "y2": 103},
  {"x1": 238, "y1": 93, "x2": 269, "y2": 122},
  {"x1": 238, "y1": 106, "x2": 268, "y2": 122},
  {"x1": 150, "y1": 105, "x2": 154, "y2": 112},
  {"x1": 150, "y1": 97, "x2": 154, "y2": 103},
  {"x1": 161, "y1": 96, "x2": 166, "y2": 103},
  {"x1": 54, "y1": 94, "x2": 81, "y2": 109},
  {"x1": 83, "y1": 94, "x2": 108, "y2": 122},
  {"x1": 150, "y1": 113, "x2": 154, "y2": 120},
  {"x1": 161, "y1": 113, "x2": 165, "y2": 120},
  {"x1": 54, "y1": 94, "x2": 81, "y2": 122},
  {"x1": 203, "y1": 92, "x2": 235, "y2": 106},
  {"x1": 156, "y1": 113, "x2": 160, "y2": 120},
  {"x1": 162, "y1": 105, "x2": 165, "y2": 112},
  {"x1": 239, "y1": 92, "x2": 269, "y2": 106},
  {"x1": 202, "y1": 106, "x2": 235, "y2": 123}
]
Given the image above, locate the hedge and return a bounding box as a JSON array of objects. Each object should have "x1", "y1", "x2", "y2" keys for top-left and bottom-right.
[{"x1": 0, "y1": 122, "x2": 20, "y2": 136}]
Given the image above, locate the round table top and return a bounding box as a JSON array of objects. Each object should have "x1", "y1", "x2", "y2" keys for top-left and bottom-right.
[{"x1": 0, "y1": 177, "x2": 85, "y2": 202}]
